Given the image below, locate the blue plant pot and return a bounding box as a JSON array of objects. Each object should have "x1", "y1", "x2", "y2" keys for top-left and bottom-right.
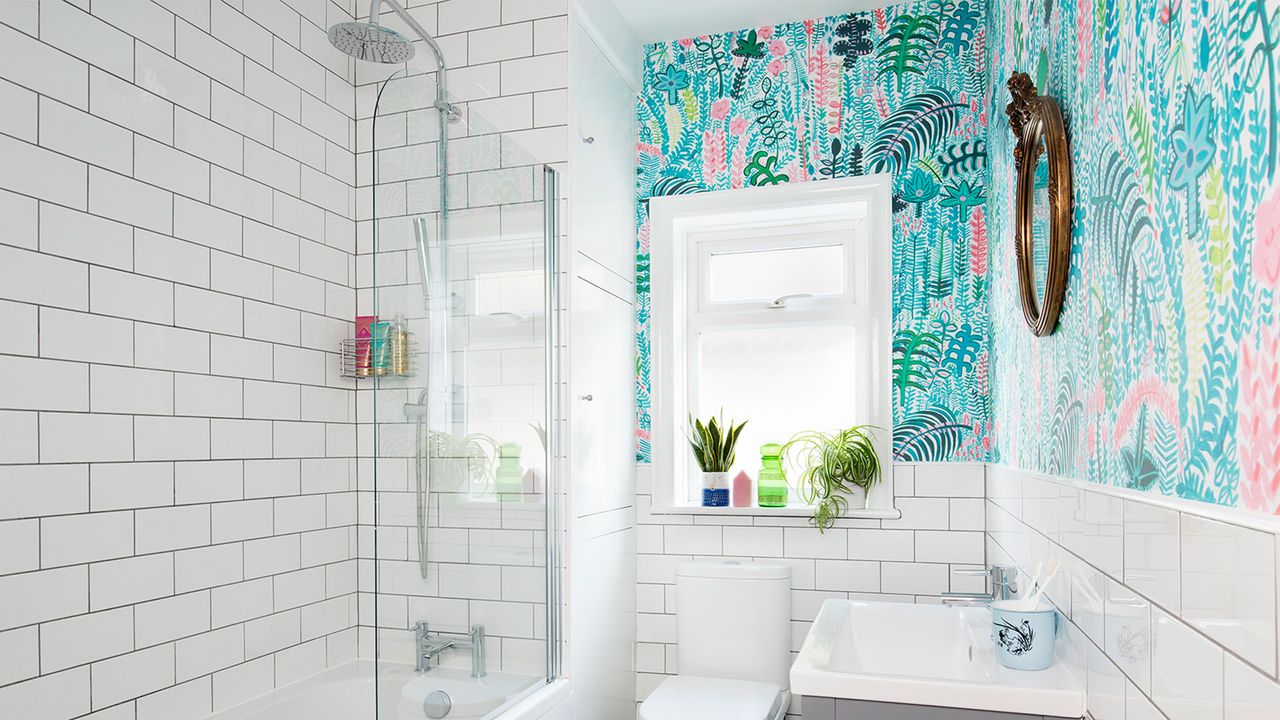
[{"x1": 990, "y1": 600, "x2": 1058, "y2": 671}]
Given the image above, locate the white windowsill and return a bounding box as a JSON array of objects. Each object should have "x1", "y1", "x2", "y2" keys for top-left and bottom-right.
[{"x1": 650, "y1": 504, "x2": 902, "y2": 519}]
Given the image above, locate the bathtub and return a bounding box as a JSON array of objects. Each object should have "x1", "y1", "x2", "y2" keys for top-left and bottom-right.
[{"x1": 204, "y1": 660, "x2": 571, "y2": 720}]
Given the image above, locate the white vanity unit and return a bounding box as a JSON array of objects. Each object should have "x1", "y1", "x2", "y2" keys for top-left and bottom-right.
[{"x1": 791, "y1": 600, "x2": 1086, "y2": 719}]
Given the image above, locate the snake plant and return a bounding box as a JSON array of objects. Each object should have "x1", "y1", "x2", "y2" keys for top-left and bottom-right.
[
  {"x1": 686, "y1": 412, "x2": 747, "y2": 473},
  {"x1": 783, "y1": 426, "x2": 882, "y2": 531}
]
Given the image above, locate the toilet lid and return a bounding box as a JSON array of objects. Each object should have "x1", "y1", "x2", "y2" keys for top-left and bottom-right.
[{"x1": 639, "y1": 676, "x2": 784, "y2": 720}]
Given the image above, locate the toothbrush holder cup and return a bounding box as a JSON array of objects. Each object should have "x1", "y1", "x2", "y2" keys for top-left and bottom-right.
[{"x1": 990, "y1": 599, "x2": 1058, "y2": 671}]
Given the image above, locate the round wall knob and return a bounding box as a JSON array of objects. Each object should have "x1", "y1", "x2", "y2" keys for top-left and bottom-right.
[{"x1": 579, "y1": 394, "x2": 594, "y2": 401}]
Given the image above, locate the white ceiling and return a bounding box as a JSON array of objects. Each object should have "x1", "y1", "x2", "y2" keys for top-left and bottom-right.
[{"x1": 606, "y1": 0, "x2": 889, "y2": 43}]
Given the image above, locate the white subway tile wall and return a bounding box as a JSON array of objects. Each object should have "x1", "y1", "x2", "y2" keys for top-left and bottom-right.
[
  {"x1": 352, "y1": 0, "x2": 567, "y2": 682},
  {"x1": 633, "y1": 462, "x2": 989, "y2": 717},
  {"x1": 986, "y1": 465, "x2": 1280, "y2": 720},
  {"x1": 0, "y1": 1, "x2": 360, "y2": 718}
]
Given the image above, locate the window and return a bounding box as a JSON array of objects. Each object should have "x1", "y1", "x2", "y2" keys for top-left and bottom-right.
[{"x1": 649, "y1": 176, "x2": 894, "y2": 513}]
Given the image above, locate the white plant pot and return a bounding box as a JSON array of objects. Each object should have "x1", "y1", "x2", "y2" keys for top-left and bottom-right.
[{"x1": 701, "y1": 471, "x2": 729, "y2": 490}]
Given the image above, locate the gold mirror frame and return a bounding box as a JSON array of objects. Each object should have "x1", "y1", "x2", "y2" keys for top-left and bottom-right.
[{"x1": 1006, "y1": 72, "x2": 1072, "y2": 337}]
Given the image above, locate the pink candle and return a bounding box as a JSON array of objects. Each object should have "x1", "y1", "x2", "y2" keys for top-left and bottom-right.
[{"x1": 731, "y1": 470, "x2": 753, "y2": 507}]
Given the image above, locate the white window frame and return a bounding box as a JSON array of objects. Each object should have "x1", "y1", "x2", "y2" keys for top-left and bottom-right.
[{"x1": 649, "y1": 175, "x2": 895, "y2": 515}]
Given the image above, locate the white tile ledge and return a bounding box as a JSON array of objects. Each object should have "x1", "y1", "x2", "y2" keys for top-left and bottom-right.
[
  {"x1": 988, "y1": 463, "x2": 1280, "y2": 536},
  {"x1": 650, "y1": 504, "x2": 901, "y2": 519}
]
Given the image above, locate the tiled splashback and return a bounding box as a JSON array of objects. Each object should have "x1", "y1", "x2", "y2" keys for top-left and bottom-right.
[{"x1": 986, "y1": 465, "x2": 1280, "y2": 719}]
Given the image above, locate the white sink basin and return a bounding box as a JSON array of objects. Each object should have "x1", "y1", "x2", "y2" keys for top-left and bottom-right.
[{"x1": 790, "y1": 600, "x2": 1085, "y2": 718}]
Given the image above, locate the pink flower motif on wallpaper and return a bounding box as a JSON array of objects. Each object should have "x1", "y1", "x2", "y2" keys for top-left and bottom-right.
[
  {"x1": 768, "y1": 58, "x2": 785, "y2": 76},
  {"x1": 1253, "y1": 181, "x2": 1280, "y2": 289},
  {"x1": 1239, "y1": 323, "x2": 1280, "y2": 515},
  {"x1": 678, "y1": 37, "x2": 694, "y2": 49},
  {"x1": 969, "y1": 207, "x2": 988, "y2": 277},
  {"x1": 758, "y1": 26, "x2": 773, "y2": 40},
  {"x1": 769, "y1": 39, "x2": 787, "y2": 56},
  {"x1": 710, "y1": 98, "x2": 731, "y2": 121},
  {"x1": 1075, "y1": 0, "x2": 1092, "y2": 80},
  {"x1": 702, "y1": 130, "x2": 727, "y2": 185},
  {"x1": 1113, "y1": 374, "x2": 1182, "y2": 453},
  {"x1": 729, "y1": 116, "x2": 749, "y2": 135}
]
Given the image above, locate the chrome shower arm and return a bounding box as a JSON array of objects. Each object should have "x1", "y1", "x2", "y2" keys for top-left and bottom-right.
[{"x1": 368, "y1": 0, "x2": 450, "y2": 107}]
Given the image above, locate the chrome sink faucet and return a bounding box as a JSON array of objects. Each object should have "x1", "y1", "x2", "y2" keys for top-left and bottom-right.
[
  {"x1": 941, "y1": 565, "x2": 1018, "y2": 605},
  {"x1": 414, "y1": 621, "x2": 486, "y2": 677}
]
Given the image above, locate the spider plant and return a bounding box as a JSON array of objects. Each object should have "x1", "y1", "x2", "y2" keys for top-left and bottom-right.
[
  {"x1": 686, "y1": 412, "x2": 747, "y2": 473},
  {"x1": 783, "y1": 426, "x2": 882, "y2": 531},
  {"x1": 424, "y1": 430, "x2": 499, "y2": 493}
]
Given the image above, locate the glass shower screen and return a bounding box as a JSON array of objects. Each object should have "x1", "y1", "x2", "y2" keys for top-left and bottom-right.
[{"x1": 365, "y1": 65, "x2": 560, "y2": 718}]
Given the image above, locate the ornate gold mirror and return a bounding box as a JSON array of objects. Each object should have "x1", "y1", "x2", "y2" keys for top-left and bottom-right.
[{"x1": 1006, "y1": 72, "x2": 1072, "y2": 337}]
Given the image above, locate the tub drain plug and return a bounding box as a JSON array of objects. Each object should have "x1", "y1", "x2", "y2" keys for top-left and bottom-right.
[{"x1": 423, "y1": 690, "x2": 451, "y2": 719}]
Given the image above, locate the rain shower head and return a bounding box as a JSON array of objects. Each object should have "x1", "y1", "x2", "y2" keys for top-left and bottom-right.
[
  {"x1": 327, "y1": 21, "x2": 416, "y2": 64},
  {"x1": 328, "y1": 0, "x2": 460, "y2": 121}
]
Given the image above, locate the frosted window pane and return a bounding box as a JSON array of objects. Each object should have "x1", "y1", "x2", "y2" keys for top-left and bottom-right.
[
  {"x1": 696, "y1": 325, "x2": 858, "y2": 480},
  {"x1": 708, "y1": 244, "x2": 844, "y2": 303}
]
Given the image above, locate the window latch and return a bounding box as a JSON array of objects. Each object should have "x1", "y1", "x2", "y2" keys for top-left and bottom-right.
[{"x1": 768, "y1": 293, "x2": 812, "y2": 309}]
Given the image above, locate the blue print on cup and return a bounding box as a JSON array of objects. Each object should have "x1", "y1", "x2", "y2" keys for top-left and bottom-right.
[{"x1": 990, "y1": 600, "x2": 1058, "y2": 671}]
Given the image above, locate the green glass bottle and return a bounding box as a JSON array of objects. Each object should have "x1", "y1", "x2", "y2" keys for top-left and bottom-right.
[
  {"x1": 496, "y1": 442, "x2": 524, "y2": 501},
  {"x1": 757, "y1": 443, "x2": 788, "y2": 507}
]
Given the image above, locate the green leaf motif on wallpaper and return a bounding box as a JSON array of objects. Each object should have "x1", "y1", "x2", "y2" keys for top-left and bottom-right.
[
  {"x1": 942, "y1": 323, "x2": 983, "y2": 376},
  {"x1": 868, "y1": 88, "x2": 966, "y2": 173},
  {"x1": 1204, "y1": 163, "x2": 1232, "y2": 293},
  {"x1": 1046, "y1": 376, "x2": 1083, "y2": 476},
  {"x1": 893, "y1": 408, "x2": 970, "y2": 461},
  {"x1": 693, "y1": 35, "x2": 729, "y2": 97},
  {"x1": 901, "y1": 168, "x2": 941, "y2": 216},
  {"x1": 936, "y1": 0, "x2": 980, "y2": 57},
  {"x1": 1231, "y1": 0, "x2": 1279, "y2": 169},
  {"x1": 1091, "y1": 149, "x2": 1154, "y2": 318},
  {"x1": 744, "y1": 150, "x2": 790, "y2": 186},
  {"x1": 877, "y1": 13, "x2": 941, "y2": 90},
  {"x1": 654, "y1": 64, "x2": 690, "y2": 105},
  {"x1": 1121, "y1": 405, "x2": 1160, "y2": 490},
  {"x1": 892, "y1": 329, "x2": 943, "y2": 404},
  {"x1": 730, "y1": 29, "x2": 767, "y2": 99},
  {"x1": 941, "y1": 139, "x2": 987, "y2": 176},
  {"x1": 1168, "y1": 91, "x2": 1217, "y2": 231},
  {"x1": 1124, "y1": 100, "x2": 1156, "y2": 194},
  {"x1": 939, "y1": 177, "x2": 987, "y2": 218},
  {"x1": 833, "y1": 14, "x2": 875, "y2": 69}
]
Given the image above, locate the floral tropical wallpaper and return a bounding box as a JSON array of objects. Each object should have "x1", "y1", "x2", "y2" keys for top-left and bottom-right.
[
  {"x1": 634, "y1": 0, "x2": 994, "y2": 464},
  {"x1": 986, "y1": 0, "x2": 1280, "y2": 513}
]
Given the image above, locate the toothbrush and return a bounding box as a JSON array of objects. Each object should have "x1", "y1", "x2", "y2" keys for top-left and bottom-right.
[
  {"x1": 1018, "y1": 558, "x2": 1059, "y2": 607},
  {"x1": 1015, "y1": 560, "x2": 1042, "y2": 609}
]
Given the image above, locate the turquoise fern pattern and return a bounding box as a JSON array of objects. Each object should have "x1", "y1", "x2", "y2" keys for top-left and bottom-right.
[
  {"x1": 635, "y1": 1, "x2": 992, "y2": 463},
  {"x1": 987, "y1": 0, "x2": 1280, "y2": 511}
]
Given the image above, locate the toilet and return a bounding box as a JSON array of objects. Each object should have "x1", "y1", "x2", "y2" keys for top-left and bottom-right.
[{"x1": 639, "y1": 560, "x2": 792, "y2": 720}]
